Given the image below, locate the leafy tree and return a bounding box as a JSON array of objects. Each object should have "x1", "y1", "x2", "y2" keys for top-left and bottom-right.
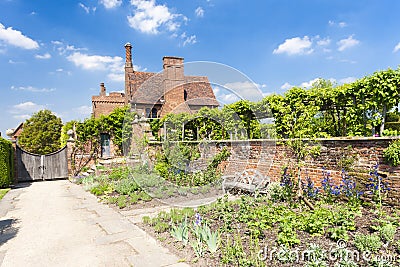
[{"x1": 18, "y1": 110, "x2": 63, "y2": 154}]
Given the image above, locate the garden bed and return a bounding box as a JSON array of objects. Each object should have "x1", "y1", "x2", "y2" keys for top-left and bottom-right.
[{"x1": 140, "y1": 194, "x2": 400, "y2": 267}]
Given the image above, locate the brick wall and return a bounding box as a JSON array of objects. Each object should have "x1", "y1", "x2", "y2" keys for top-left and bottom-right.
[{"x1": 149, "y1": 137, "x2": 400, "y2": 206}]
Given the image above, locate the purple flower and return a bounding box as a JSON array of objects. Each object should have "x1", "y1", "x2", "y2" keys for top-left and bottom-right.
[{"x1": 194, "y1": 212, "x2": 202, "y2": 226}]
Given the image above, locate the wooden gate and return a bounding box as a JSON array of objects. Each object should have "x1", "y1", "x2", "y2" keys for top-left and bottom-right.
[{"x1": 16, "y1": 145, "x2": 68, "y2": 182}]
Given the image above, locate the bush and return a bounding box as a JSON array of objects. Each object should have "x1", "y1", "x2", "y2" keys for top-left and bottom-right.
[
  {"x1": 109, "y1": 166, "x2": 130, "y2": 180},
  {"x1": 115, "y1": 178, "x2": 140, "y2": 195},
  {"x1": 354, "y1": 233, "x2": 382, "y2": 252},
  {"x1": 0, "y1": 138, "x2": 14, "y2": 188},
  {"x1": 383, "y1": 139, "x2": 400, "y2": 167}
]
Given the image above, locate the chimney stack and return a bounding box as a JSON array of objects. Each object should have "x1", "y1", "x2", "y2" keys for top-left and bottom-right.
[
  {"x1": 163, "y1": 56, "x2": 184, "y2": 80},
  {"x1": 100, "y1": 82, "x2": 106, "y2": 96},
  {"x1": 125, "y1": 42, "x2": 132, "y2": 68}
]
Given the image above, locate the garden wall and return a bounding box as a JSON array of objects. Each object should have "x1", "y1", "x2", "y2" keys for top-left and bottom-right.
[{"x1": 149, "y1": 137, "x2": 400, "y2": 206}]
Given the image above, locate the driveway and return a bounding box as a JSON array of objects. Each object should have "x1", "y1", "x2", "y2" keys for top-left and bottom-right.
[{"x1": 0, "y1": 180, "x2": 188, "y2": 267}]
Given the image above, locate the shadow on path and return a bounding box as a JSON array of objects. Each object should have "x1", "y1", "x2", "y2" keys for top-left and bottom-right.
[{"x1": 0, "y1": 219, "x2": 19, "y2": 246}]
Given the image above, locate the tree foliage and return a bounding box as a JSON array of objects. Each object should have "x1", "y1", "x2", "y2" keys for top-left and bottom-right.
[
  {"x1": 18, "y1": 110, "x2": 63, "y2": 154},
  {"x1": 263, "y1": 68, "x2": 400, "y2": 138},
  {"x1": 150, "y1": 100, "x2": 273, "y2": 141}
]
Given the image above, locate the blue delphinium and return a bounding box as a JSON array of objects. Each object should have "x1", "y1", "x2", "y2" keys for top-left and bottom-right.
[
  {"x1": 303, "y1": 176, "x2": 320, "y2": 199},
  {"x1": 321, "y1": 169, "x2": 340, "y2": 202},
  {"x1": 340, "y1": 169, "x2": 363, "y2": 206},
  {"x1": 366, "y1": 164, "x2": 390, "y2": 205}
]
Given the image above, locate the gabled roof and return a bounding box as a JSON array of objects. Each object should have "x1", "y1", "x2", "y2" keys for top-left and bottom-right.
[{"x1": 129, "y1": 72, "x2": 219, "y2": 107}]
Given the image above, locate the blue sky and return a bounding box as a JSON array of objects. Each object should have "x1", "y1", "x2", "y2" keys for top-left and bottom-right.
[{"x1": 1, "y1": 0, "x2": 400, "y2": 136}]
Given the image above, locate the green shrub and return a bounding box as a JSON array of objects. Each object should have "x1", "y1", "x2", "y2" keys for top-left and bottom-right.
[
  {"x1": 354, "y1": 233, "x2": 382, "y2": 252},
  {"x1": 0, "y1": 138, "x2": 14, "y2": 188},
  {"x1": 115, "y1": 178, "x2": 139, "y2": 195},
  {"x1": 90, "y1": 182, "x2": 112, "y2": 196},
  {"x1": 109, "y1": 166, "x2": 130, "y2": 180},
  {"x1": 117, "y1": 195, "x2": 128, "y2": 208},
  {"x1": 378, "y1": 223, "x2": 397, "y2": 244},
  {"x1": 383, "y1": 139, "x2": 400, "y2": 167},
  {"x1": 154, "y1": 222, "x2": 170, "y2": 233},
  {"x1": 108, "y1": 196, "x2": 118, "y2": 204},
  {"x1": 142, "y1": 216, "x2": 151, "y2": 225},
  {"x1": 137, "y1": 191, "x2": 152, "y2": 201}
]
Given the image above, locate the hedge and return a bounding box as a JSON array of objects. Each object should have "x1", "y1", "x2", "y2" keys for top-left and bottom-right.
[
  {"x1": 0, "y1": 137, "x2": 14, "y2": 188},
  {"x1": 386, "y1": 122, "x2": 400, "y2": 131}
]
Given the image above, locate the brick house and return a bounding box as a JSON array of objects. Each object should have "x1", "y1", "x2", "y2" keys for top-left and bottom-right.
[
  {"x1": 91, "y1": 43, "x2": 219, "y2": 157},
  {"x1": 92, "y1": 43, "x2": 219, "y2": 119}
]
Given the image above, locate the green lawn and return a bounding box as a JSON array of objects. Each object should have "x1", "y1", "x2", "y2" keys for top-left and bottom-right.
[{"x1": 0, "y1": 188, "x2": 10, "y2": 200}]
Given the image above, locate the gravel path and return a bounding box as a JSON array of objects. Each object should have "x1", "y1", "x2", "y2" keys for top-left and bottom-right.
[{"x1": 0, "y1": 180, "x2": 189, "y2": 267}]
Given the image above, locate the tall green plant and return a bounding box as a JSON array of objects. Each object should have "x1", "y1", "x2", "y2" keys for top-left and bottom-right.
[{"x1": 0, "y1": 137, "x2": 14, "y2": 188}]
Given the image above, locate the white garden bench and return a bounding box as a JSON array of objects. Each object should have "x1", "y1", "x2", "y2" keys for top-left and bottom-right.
[{"x1": 222, "y1": 168, "x2": 270, "y2": 195}]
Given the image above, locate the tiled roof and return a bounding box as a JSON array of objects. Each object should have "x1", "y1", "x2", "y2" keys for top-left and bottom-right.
[{"x1": 129, "y1": 72, "x2": 219, "y2": 107}]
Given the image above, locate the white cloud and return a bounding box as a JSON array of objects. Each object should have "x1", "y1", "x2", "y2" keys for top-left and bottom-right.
[
  {"x1": 66, "y1": 51, "x2": 132, "y2": 82},
  {"x1": 195, "y1": 7, "x2": 204, "y2": 17},
  {"x1": 67, "y1": 52, "x2": 123, "y2": 71},
  {"x1": 329, "y1": 20, "x2": 347, "y2": 28},
  {"x1": 127, "y1": 0, "x2": 185, "y2": 34},
  {"x1": 73, "y1": 105, "x2": 92, "y2": 115},
  {"x1": 339, "y1": 77, "x2": 357, "y2": 84},
  {"x1": 183, "y1": 34, "x2": 197, "y2": 46},
  {"x1": 10, "y1": 101, "x2": 46, "y2": 120},
  {"x1": 8, "y1": 59, "x2": 21, "y2": 64},
  {"x1": 280, "y1": 82, "x2": 293, "y2": 90},
  {"x1": 13, "y1": 114, "x2": 31, "y2": 120},
  {"x1": 223, "y1": 81, "x2": 264, "y2": 102},
  {"x1": 100, "y1": 0, "x2": 122, "y2": 9},
  {"x1": 339, "y1": 59, "x2": 357, "y2": 64},
  {"x1": 0, "y1": 23, "x2": 39, "y2": 49},
  {"x1": 213, "y1": 86, "x2": 240, "y2": 104},
  {"x1": 300, "y1": 78, "x2": 321, "y2": 88},
  {"x1": 35, "y1": 53, "x2": 51, "y2": 59},
  {"x1": 11, "y1": 86, "x2": 55, "y2": 93},
  {"x1": 273, "y1": 36, "x2": 313, "y2": 55},
  {"x1": 317, "y1": 37, "x2": 331, "y2": 46},
  {"x1": 79, "y1": 3, "x2": 90, "y2": 13},
  {"x1": 51, "y1": 40, "x2": 63, "y2": 46},
  {"x1": 337, "y1": 35, "x2": 360, "y2": 51},
  {"x1": 393, "y1": 42, "x2": 400, "y2": 53}
]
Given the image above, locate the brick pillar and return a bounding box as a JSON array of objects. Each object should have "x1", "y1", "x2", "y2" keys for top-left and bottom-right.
[
  {"x1": 12, "y1": 140, "x2": 17, "y2": 184},
  {"x1": 66, "y1": 130, "x2": 76, "y2": 177}
]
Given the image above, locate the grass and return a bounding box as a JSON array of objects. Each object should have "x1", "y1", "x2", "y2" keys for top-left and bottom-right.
[{"x1": 0, "y1": 188, "x2": 10, "y2": 200}]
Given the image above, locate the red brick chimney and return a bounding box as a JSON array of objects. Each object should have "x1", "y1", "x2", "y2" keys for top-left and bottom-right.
[
  {"x1": 125, "y1": 42, "x2": 133, "y2": 68},
  {"x1": 124, "y1": 42, "x2": 134, "y2": 104},
  {"x1": 100, "y1": 82, "x2": 106, "y2": 96},
  {"x1": 163, "y1": 56, "x2": 184, "y2": 80},
  {"x1": 161, "y1": 56, "x2": 185, "y2": 116}
]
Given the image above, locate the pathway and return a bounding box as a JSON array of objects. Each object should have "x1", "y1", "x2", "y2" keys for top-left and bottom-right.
[{"x1": 0, "y1": 180, "x2": 189, "y2": 267}]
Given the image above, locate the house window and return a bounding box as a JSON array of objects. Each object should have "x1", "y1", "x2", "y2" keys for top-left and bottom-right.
[
  {"x1": 151, "y1": 108, "x2": 158, "y2": 118},
  {"x1": 145, "y1": 108, "x2": 151, "y2": 117},
  {"x1": 184, "y1": 90, "x2": 188, "y2": 101}
]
